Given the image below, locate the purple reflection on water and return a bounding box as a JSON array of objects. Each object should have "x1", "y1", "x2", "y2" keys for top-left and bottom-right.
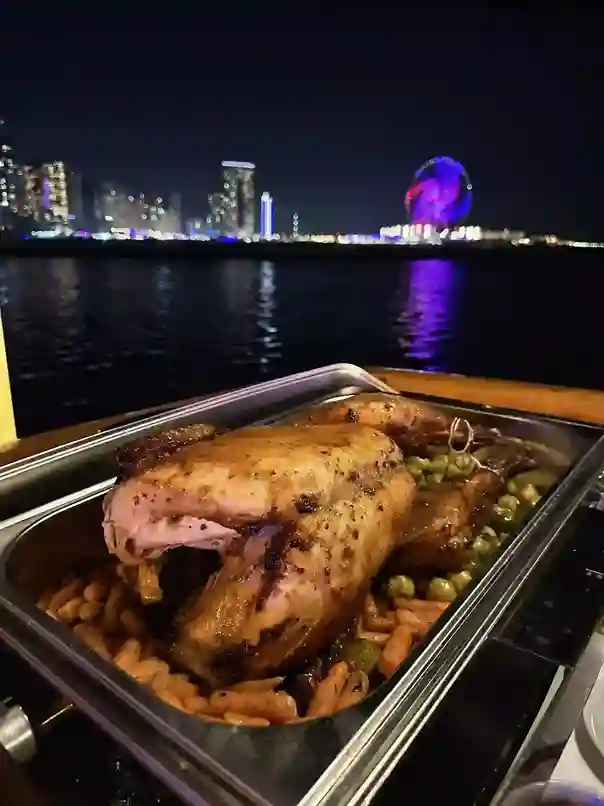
[{"x1": 394, "y1": 260, "x2": 457, "y2": 371}]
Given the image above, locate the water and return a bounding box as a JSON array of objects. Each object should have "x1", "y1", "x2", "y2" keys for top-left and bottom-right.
[{"x1": 0, "y1": 255, "x2": 601, "y2": 436}]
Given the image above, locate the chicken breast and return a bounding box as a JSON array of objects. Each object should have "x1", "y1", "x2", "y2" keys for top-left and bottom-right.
[
  {"x1": 298, "y1": 392, "x2": 451, "y2": 451},
  {"x1": 171, "y1": 468, "x2": 416, "y2": 685},
  {"x1": 103, "y1": 424, "x2": 403, "y2": 564}
]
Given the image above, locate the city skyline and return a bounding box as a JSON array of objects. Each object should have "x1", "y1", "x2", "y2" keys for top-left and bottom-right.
[{"x1": 0, "y1": 8, "x2": 599, "y2": 238}]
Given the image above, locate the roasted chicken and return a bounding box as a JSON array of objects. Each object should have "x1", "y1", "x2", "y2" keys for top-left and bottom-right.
[{"x1": 172, "y1": 467, "x2": 415, "y2": 685}]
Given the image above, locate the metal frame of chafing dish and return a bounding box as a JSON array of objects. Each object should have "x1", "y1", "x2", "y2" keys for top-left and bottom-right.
[{"x1": 0, "y1": 365, "x2": 604, "y2": 806}]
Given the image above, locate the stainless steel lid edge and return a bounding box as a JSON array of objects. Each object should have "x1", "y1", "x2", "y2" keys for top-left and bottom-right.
[
  {"x1": 299, "y1": 436, "x2": 604, "y2": 806},
  {"x1": 0, "y1": 363, "x2": 396, "y2": 482}
]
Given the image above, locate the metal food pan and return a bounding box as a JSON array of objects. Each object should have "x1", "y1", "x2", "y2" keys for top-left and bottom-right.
[{"x1": 2, "y1": 372, "x2": 604, "y2": 806}]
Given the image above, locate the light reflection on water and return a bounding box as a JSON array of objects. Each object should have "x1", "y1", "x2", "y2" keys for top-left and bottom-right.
[
  {"x1": 0, "y1": 254, "x2": 601, "y2": 435},
  {"x1": 403, "y1": 259, "x2": 457, "y2": 371}
]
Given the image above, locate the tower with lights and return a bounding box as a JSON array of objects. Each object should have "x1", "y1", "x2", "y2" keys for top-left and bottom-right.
[
  {"x1": 292, "y1": 212, "x2": 299, "y2": 240},
  {"x1": 260, "y1": 192, "x2": 273, "y2": 239},
  {"x1": 221, "y1": 160, "x2": 255, "y2": 238}
]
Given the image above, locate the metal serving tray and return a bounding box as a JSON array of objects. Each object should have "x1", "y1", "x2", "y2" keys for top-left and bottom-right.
[{"x1": 1, "y1": 365, "x2": 604, "y2": 806}]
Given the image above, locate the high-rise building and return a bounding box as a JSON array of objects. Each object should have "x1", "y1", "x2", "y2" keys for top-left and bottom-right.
[
  {"x1": 0, "y1": 121, "x2": 17, "y2": 229},
  {"x1": 260, "y1": 192, "x2": 273, "y2": 239},
  {"x1": 221, "y1": 160, "x2": 255, "y2": 238},
  {"x1": 41, "y1": 161, "x2": 69, "y2": 223}
]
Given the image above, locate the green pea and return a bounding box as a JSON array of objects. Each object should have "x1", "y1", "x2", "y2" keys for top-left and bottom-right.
[
  {"x1": 445, "y1": 462, "x2": 465, "y2": 480},
  {"x1": 472, "y1": 536, "x2": 492, "y2": 557},
  {"x1": 455, "y1": 453, "x2": 475, "y2": 475},
  {"x1": 342, "y1": 640, "x2": 382, "y2": 674},
  {"x1": 386, "y1": 575, "x2": 416, "y2": 600},
  {"x1": 406, "y1": 463, "x2": 425, "y2": 481},
  {"x1": 406, "y1": 456, "x2": 430, "y2": 471},
  {"x1": 491, "y1": 505, "x2": 516, "y2": 532},
  {"x1": 498, "y1": 494, "x2": 520, "y2": 513},
  {"x1": 430, "y1": 454, "x2": 449, "y2": 473},
  {"x1": 480, "y1": 525, "x2": 499, "y2": 542},
  {"x1": 448, "y1": 570, "x2": 472, "y2": 593},
  {"x1": 517, "y1": 482, "x2": 541, "y2": 506},
  {"x1": 426, "y1": 472, "x2": 445, "y2": 488},
  {"x1": 427, "y1": 577, "x2": 457, "y2": 603}
]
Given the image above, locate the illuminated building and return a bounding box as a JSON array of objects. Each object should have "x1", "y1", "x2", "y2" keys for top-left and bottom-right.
[
  {"x1": 41, "y1": 161, "x2": 69, "y2": 223},
  {"x1": 260, "y1": 192, "x2": 273, "y2": 238},
  {"x1": 0, "y1": 121, "x2": 17, "y2": 228},
  {"x1": 221, "y1": 160, "x2": 255, "y2": 238},
  {"x1": 292, "y1": 212, "x2": 299, "y2": 240}
]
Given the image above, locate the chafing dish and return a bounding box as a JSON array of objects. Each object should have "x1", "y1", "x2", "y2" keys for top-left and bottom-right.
[{"x1": 1, "y1": 364, "x2": 604, "y2": 806}]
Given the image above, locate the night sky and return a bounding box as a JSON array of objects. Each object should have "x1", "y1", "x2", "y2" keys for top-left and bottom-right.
[{"x1": 1, "y1": 8, "x2": 599, "y2": 238}]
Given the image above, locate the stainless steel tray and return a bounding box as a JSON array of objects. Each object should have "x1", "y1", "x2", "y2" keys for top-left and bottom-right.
[{"x1": 2, "y1": 365, "x2": 604, "y2": 806}]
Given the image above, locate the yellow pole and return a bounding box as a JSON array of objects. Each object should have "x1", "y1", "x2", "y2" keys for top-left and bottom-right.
[{"x1": 0, "y1": 306, "x2": 17, "y2": 450}]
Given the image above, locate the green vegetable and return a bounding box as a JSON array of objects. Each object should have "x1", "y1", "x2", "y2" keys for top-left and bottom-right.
[
  {"x1": 386, "y1": 575, "x2": 416, "y2": 600},
  {"x1": 406, "y1": 463, "x2": 425, "y2": 481},
  {"x1": 426, "y1": 472, "x2": 444, "y2": 488},
  {"x1": 427, "y1": 577, "x2": 457, "y2": 603},
  {"x1": 498, "y1": 494, "x2": 520, "y2": 513},
  {"x1": 430, "y1": 454, "x2": 449, "y2": 473},
  {"x1": 480, "y1": 525, "x2": 499, "y2": 542},
  {"x1": 491, "y1": 504, "x2": 516, "y2": 532},
  {"x1": 448, "y1": 570, "x2": 472, "y2": 593},
  {"x1": 511, "y1": 469, "x2": 558, "y2": 492},
  {"x1": 472, "y1": 536, "x2": 492, "y2": 557},
  {"x1": 516, "y1": 482, "x2": 541, "y2": 506},
  {"x1": 454, "y1": 453, "x2": 475, "y2": 475},
  {"x1": 342, "y1": 640, "x2": 382, "y2": 674},
  {"x1": 472, "y1": 446, "x2": 492, "y2": 463}
]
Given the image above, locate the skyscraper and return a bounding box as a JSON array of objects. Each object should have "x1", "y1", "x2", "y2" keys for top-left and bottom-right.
[
  {"x1": 221, "y1": 160, "x2": 255, "y2": 238},
  {"x1": 41, "y1": 161, "x2": 69, "y2": 223},
  {"x1": 260, "y1": 192, "x2": 273, "y2": 239}
]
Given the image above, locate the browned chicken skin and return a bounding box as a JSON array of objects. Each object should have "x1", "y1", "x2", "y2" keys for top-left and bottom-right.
[
  {"x1": 116, "y1": 424, "x2": 216, "y2": 479},
  {"x1": 388, "y1": 469, "x2": 504, "y2": 573},
  {"x1": 298, "y1": 392, "x2": 505, "y2": 454},
  {"x1": 172, "y1": 467, "x2": 416, "y2": 685},
  {"x1": 298, "y1": 392, "x2": 451, "y2": 451},
  {"x1": 103, "y1": 423, "x2": 403, "y2": 564}
]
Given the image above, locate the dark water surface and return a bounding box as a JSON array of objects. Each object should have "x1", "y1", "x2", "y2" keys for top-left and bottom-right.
[{"x1": 0, "y1": 255, "x2": 601, "y2": 436}]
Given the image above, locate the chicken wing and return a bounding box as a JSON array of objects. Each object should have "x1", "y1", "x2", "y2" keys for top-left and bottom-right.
[{"x1": 298, "y1": 392, "x2": 451, "y2": 451}]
